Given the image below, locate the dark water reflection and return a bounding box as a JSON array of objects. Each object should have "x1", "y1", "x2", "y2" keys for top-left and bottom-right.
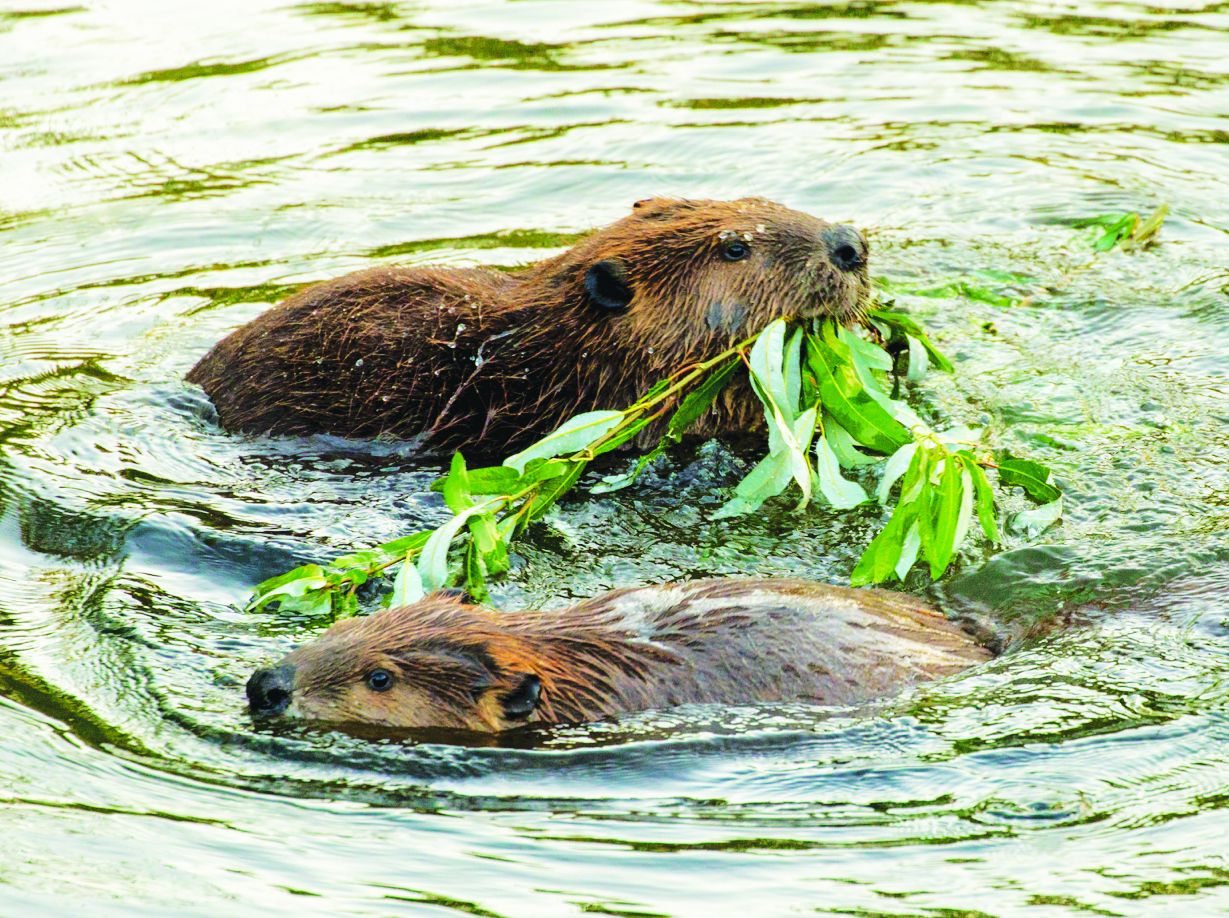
[{"x1": 3, "y1": 0, "x2": 1229, "y2": 914}]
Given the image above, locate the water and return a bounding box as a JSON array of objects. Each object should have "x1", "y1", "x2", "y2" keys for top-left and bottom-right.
[{"x1": 3, "y1": 0, "x2": 1229, "y2": 914}]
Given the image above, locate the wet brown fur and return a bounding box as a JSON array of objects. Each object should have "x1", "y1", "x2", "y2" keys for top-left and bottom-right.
[
  {"x1": 188, "y1": 198, "x2": 871, "y2": 454},
  {"x1": 252, "y1": 579, "x2": 994, "y2": 732}
]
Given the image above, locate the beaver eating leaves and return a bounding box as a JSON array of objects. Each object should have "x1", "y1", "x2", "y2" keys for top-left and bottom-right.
[
  {"x1": 246, "y1": 579, "x2": 993, "y2": 732},
  {"x1": 188, "y1": 198, "x2": 871, "y2": 454}
]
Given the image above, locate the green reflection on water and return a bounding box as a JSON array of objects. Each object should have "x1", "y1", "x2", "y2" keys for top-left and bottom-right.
[
  {"x1": 122, "y1": 55, "x2": 302, "y2": 85},
  {"x1": 298, "y1": 1, "x2": 403, "y2": 23},
  {"x1": 367, "y1": 228, "x2": 588, "y2": 259},
  {"x1": 0, "y1": 6, "x2": 84, "y2": 21}
]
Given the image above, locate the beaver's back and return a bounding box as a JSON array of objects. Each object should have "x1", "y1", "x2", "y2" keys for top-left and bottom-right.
[
  {"x1": 187, "y1": 265, "x2": 519, "y2": 441},
  {"x1": 526, "y1": 578, "x2": 992, "y2": 711}
]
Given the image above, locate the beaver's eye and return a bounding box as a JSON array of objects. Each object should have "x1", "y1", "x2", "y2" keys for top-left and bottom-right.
[
  {"x1": 721, "y1": 241, "x2": 750, "y2": 262},
  {"x1": 365, "y1": 668, "x2": 393, "y2": 692}
]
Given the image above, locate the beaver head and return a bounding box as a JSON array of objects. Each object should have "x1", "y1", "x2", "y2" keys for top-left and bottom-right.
[
  {"x1": 247, "y1": 595, "x2": 546, "y2": 732},
  {"x1": 517, "y1": 196, "x2": 871, "y2": 374}
]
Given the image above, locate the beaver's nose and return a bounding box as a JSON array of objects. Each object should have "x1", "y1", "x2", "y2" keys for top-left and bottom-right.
[
  {"x1": 247, "y1": 663, "x2": 295, "y2": 717},
  {"x1": 824, "y1": 225, "x2": 868, "y2": 272}
]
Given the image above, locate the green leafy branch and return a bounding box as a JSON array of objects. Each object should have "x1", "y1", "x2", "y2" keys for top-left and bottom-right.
[{"x1": 250, "y1": 308, "x2": 1063, "y2": 618}]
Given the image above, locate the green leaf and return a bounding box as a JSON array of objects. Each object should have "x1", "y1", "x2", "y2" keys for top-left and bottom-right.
[
  {"x1": 1015, "y1": 495, "x2": 1064, "y2": 536},
  {"x1": 843, "y1": 330, "x2": 891, "y2": 395},
  {"x1": 832, "y1": 325, "x2": 927, "y2": 434},
  {"x1": 590, "y1": 415, "x2": 654, "y2": 457},
  {"x1": 876, "y1": 442, "x2": 918, "y2": 504},
  {"x1": 865, "y1": 308, "x2": 955, "y2": 373},
  {"x1": 850, "y1": 500, "x2": 919, "y2": 586},
  {"x1": 468, "y1": 511, "x2": 498, "y2": 556},
  {"x1": 518, "y1": 457, "x2": 571, "y2": 486},
  {"x1": 332, "y1": 531, "x2": 433, "y2": 574},
  {"x1": 952, "y1": 466, "x2": 974, "y2": 554},
  {"x1": 1121, "y1": 202, "x2": 1167, "y2": 251},
  {"x1": 998, "y1": 456, "x2": 1061, "y2": 503},
  {"x1": 634, "y1": 377, "x2": 674, "y2": 406},
  {"x1": 469, "y1": 511, "x2": 509, "y2": 575},
  {"x1": 502, "y1": 410, "x2": 624, "y2": 473},
  {"x1": 464, "y1": 465, "x2": 524, "y2": 496},
  {"x1": 824, "y1": 413, "x2": 882, "y2": 468},
  {"x1": 748, "y1": 318, "x2": 795, "y2": 427},
  {"x1": 742, "y1": 320, "x2": 816, "y2": 511},
  {"x1": 915, "y1": 455, "x2": 937, "y2": 564},
  {"x1": 590, "y1": 453, "x2": 659, "y2": 495},
  {"x1": 252, "y1": 579, "x2": 330, "y2": 613},
  {"x1": 365, "y1": 531, "x2": 431, "y2": 561},
  {"x1": 464, "y1": 542, "x2": 489, "y2": 603},
  {"x1": 787, "y1": 405, "x2": 819, "y2": 509},
  {"x1": 898, "y1": 442, "x2": 930, "y2": 507},
  {"x1": 895, "y1": 520, "x2": 921, "y2": 581},
  {"x1": 712, "y1": 449, "x2": 794, "y2": 519},
  {"x1": 248, "y1": 565, "x2": 330, "y2": 612},
  {"x1": 807, "y1": 328, "x2": 911, "y2": 454},
  {"x1": 332, "y1": 532, "x2": 432, "y2": 574},
  {"x1": 416, "y1": 499, "x2": 504, "y2": 593},
  {"x1": 437, "y1": 452, "x2": 475, "y2": 514},
  {"x1": 906, "y1": 335, "x2": 929, "y2": 382},
  {"x1": 924, "y1": 457, "x2": 964, "y2": 579},
  {"x1": 838, "y1": 325, "x2": 894, "y2": 372},
  {"x1": 669, "y1": 357, "x2": 741, "y2": 439},
  {"x1": 743, "y1": 381, "x2": 817, "y2": 511},
  {"x1": 328, "y1": 548, "x2": 381, "y2": 571},
  {"x1": 814, "y1": 433, "x2": 868, "y2": 509},
  {"x1": 957, "y1": 451, "x2": 999, "y2": 542},
  {"x1": 391, "y1": 554, "x2": 424, "y2": 607},
  {"x1": 334, "y1": 568, "x2": 367, "y2": 589},
  {"x1": 783, "y1": 326, "x2": 804, "y2": 424},
  {"x1": 1093, "y1": 212, "x2": 1137, "y2": 252},
  {"x1": 525, "y1": 459, "x2": 588, "y2": 522},
  {"x1": 283, "y1": 586, "x2": 334, "y2": 618},
  {"x1": 334, "y1": 592, "x2": 359, "y2": 619},
  {"x1": 251, "y1": 569, "x2": 334, "y2": 615}
]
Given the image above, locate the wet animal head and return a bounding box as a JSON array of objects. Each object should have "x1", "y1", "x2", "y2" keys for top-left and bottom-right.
[
  {"x1": 525, "y1": 196, "x2": 871, "y2": 372},
  {"x1": 246, "y1": 596, "x2": 544, "y2": 732}
]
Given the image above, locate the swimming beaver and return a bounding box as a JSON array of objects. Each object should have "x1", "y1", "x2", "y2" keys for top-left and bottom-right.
[
  {"x1": 188, "y1": 198, "x2": 871, "y2": 454},
  {"x1": 246, "y1": 579, "x2": 993, "y2": 732}
]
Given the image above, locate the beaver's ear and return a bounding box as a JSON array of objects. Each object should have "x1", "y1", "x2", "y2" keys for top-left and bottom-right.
[
  {"x1": 496, "y1": 673, "x2": 541, "y2": 720},
  {"x1": 584, "y1": 259, "x2": 634, "y2": 312},
  {"x1": 431, "y1": 587, "x2": 475, "y2": 604}
]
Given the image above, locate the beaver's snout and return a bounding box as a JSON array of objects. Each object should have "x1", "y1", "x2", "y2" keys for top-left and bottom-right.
[
  {"x1": 824, "y1": 224, "x2": 869, "y2": 273},
  {"x1": 247, "y1": 663, "x2": 295, "y2": 717}
]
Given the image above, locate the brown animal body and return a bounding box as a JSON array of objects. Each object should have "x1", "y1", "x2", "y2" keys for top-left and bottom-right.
[
  {"x1": 246, "y1": 579, "x2": 993, "y2": 732},
  {"x1": 188, "y1": 198, "x2": 871, "y2": 454}
]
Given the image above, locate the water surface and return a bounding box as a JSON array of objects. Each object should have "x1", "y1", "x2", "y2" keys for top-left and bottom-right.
[{"x1": 3, "y1": 0, "x2": 1229, "y2": 915}]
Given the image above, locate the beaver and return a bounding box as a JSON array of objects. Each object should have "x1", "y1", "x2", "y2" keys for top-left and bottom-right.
[
  {"x1": 188, "y1": 198, "x2": 871, "y2": 454},
  {"x1": 246, "y1": 579, "x2": 993, "y2": 732}
]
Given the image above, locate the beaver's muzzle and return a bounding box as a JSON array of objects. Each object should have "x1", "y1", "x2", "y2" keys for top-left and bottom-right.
[
  {"x1": 247, "y1": 663, "x2": 295, "y2": 717},
  {"x1": 823, "y1": 224, "x2": 868, "y2": 273}
]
